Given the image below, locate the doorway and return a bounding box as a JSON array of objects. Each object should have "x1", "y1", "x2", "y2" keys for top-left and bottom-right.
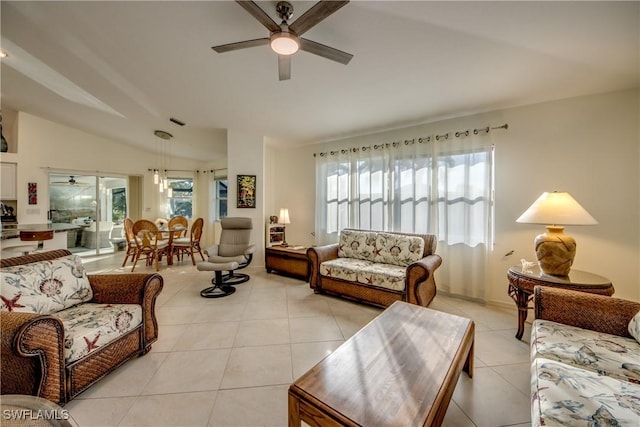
[{"x1": 48, "y1": 173, "x2": 128, "y2": 256}]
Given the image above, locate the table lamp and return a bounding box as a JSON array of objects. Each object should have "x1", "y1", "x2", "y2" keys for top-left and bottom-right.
[
  {"x1": 279, "y1": 208, "x2": 290, "y2": 247},
  {"x1": 516, "y1": 191, "x2": 597, "y2": 276}
]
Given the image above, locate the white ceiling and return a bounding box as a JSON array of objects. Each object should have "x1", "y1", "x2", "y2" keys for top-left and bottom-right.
[{"x1": 2, "y1": 1, "x2": 638, "y2": 162}]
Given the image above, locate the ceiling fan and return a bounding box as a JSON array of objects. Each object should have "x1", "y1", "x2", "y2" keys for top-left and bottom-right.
[
  {"x1": 50, "y1": 176, "x2": 90, "y2": 186},
  {"x1": 212, "y1": 0, "x2": 353, "y2": 80}
]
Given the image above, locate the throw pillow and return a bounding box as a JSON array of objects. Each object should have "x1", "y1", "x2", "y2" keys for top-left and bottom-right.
[
  {"x1": 338, "y1": 230, "x2": 377, "y2": 262},
  {"x1": 629, "y1": 310, "x2": 640, "y2": 344},
  {"x1": 374, "y1": 233, "x2": 425, "y2": 266},
  {"x1": 1, "y1": 255, "x2": 93, "y2": 315}
]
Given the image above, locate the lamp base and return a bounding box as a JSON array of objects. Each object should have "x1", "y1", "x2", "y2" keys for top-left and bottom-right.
[{"x1": 534, "y1": 226, "x2": 576, "y2": 276}]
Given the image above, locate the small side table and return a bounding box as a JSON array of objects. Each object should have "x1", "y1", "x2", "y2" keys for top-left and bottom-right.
[
  {"x1": 507, "y1": 265, "x2": 614, "y2": 340},
  {"x1": 265, "y1": 245, "x2": 309, "y2": 281}
]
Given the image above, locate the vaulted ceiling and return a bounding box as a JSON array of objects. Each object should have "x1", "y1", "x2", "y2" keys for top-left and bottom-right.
[{"x1": 2, "y1": 1, "x2": 638, "y2": 161}]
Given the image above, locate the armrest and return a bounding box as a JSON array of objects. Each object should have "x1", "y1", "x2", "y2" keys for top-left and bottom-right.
[
  {"x1": 306, "y1": 244, "x2": 339, "y2": 289},
  {"x1": 89, "y1": 273, "x2": 164, "y2": 347},
  {"x1": 1, "y1": 311, "x2": 66, "y2": 404},
  {"x1": 406, "y1": 254, "x2": 443, "y2": 307},
  {"x1": 534, "y1": 286, "x2": 640, "y2": 338},
  {"x1": 245, "y1": 244, "x2": 256, "y2": 256}
]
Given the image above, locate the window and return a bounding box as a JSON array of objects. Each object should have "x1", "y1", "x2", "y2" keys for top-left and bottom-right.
[
  {"x1": 111, "y1": 187, "x2": 127, "y2": 223},
  {"x1": 316, "y1": 137, "x2": 494, "y2": 248},
  {"x1": 214, "y1": 178, "x2": 227, "y2": 220},
  {"x1": 167, "y1": 178, "x2": 193, "y2": 218}
]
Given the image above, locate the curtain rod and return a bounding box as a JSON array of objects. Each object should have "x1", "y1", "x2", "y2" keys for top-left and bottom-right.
[{"x1": 313, "y1": 123, "x2": 508, "y2": 157}]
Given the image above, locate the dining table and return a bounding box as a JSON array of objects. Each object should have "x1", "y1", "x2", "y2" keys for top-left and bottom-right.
[{"x1": 159, "y1": 225, "x2": 187, "y2": 266}]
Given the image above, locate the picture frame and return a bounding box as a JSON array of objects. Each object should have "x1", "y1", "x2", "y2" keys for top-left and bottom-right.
[
  {"x1": 28, "y1": 182, "x2": 37, "y2": 205},
  {"x1": 237, "y1": 174, "x2": 256, "y2": 208}
]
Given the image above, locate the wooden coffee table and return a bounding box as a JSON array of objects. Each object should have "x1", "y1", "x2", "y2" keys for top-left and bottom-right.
[{"x1": 288, "y1": 301, "x2": 475, "y2": 427}]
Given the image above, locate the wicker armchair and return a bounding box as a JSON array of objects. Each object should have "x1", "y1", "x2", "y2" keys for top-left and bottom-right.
[{"x1": 1, "y1": 250, "x2": 163, "y2": 405}]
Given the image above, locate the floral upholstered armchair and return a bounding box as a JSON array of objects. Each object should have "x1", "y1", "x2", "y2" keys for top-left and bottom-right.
[{"x1": 0, "y1": 250, "x2": 163, "y2": 405}]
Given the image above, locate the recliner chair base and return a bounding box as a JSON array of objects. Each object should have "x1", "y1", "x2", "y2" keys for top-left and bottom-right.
[{"x1": 197, "y1": 260, "x2": 243, "y2": 298}]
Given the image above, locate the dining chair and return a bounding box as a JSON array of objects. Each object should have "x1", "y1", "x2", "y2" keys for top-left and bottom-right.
[
  {"x1": 171, "y1": 217, "x2": 205, "y2": 265},
  {"x1": 131, "y1": 219, "x2": 169, "y2": 272},
  {"x1": 121, "y1": 218, "x2": 137, "y2": 267},
  {"x1": 168, "y1": 215, "x2": 188, "y2": 238}
]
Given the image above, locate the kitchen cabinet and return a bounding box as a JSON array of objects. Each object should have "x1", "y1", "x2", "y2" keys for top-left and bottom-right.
[{"x1": 1, "y1": 162, "x2": 17, "y2": 200}]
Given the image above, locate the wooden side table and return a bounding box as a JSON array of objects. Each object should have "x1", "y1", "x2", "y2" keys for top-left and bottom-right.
[
  {"x1": 265, "y1": 245, "x2": 309, "y2": 281},
  {"x1": 507, "y1": 265, "x2": 614, "y2": 340}
]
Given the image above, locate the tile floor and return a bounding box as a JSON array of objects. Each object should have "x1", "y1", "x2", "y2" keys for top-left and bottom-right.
[{"x1": 64, "y1": 253, "x2": 533, "y2": 427}]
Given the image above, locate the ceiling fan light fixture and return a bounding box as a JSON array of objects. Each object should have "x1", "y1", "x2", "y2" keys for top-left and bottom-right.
[{"x1": 270, "y1": 32, "x2": 299, "y2": 55}]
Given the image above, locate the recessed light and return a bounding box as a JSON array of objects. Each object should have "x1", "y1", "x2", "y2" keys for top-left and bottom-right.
[{"x1": 0, "y1": 50, "x2": 8, "y2": 59}]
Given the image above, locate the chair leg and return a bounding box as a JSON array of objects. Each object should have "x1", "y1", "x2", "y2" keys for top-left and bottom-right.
[
  {"x1": 131, "y1": 252, "x2": 141, "y2": 272},
  {"x1": 189, "y1": 248, "x2": 196, "y2": 265},
  {"x1": 200, "y1": 270, "x2": 236, "y2": 298}
]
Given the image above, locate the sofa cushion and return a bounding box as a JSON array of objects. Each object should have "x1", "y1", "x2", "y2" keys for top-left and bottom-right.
[
  {"x1": 373, "y1": 233, "x2": 425, "y2": 267},
  {"x1": 0, "y1": 255, "x2": 93, "y2": 315},
  {"x1": 531, "y1": 357, "x2": 640, "y2": 427},
  {"x1": 629, "y1": 310, "x2": 640, "y2": 344},
  {"x1": 56, "y1": 303, "x2": 143, "y2": 364},
  {"x1": 320, "y1": 258, "x2": 406, "y2": 291},
  {"x1": 532, "y1": 319, "x2": 640, "y2": 384},
  {"x1": 338, "y1": 230, "x2": 377, "y2": 262}
]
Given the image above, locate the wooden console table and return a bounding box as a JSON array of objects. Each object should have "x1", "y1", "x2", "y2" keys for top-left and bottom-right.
[
  {"x1": 288, "y1": 301, "x2": 475, "y2": 427},
  {"x1": 265, "y1": 245, "x2": 309, "y2": 280},
  {"x1": 507, "y1": 265, "x2": 614, "y2": 340}
]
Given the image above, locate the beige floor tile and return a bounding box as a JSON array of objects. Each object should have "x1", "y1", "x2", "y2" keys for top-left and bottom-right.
[
  {"x1": 442, "y1": 400, "x2": 475, "y2": 427},
  {"x1": 220, "y1": 344, "x2": 292, "y2": 389},
  {"x1": 119, "y1": 391, "x2": 217, "y2": 426},
  {"x1": 157, "y1": 305, "x2": 200, "y2": 325},
  {"x1": 289, "y1": 315, "x2": 344, "y2": 343},
  {"x1": 242, "y1": 299, "x2": 288, "y2": 320},
  {"x1": 77, "y1": 352, "x2": 167, "y2": 399},
  {"x1": 333, "y1": 311, "x2": 380, "y2": 339},
  {"x1": 491, "y1": 362, "x2": 531, "y2": 396},
  {"x1": 151, "y1": 323, "x2": 190, "y2": 352},
  {"x1": 174, "y1": 321, "x2": 240, "y2": 350},
  {"x1": 234, "y1": 318, "x2": 290, "y2": 347},
  {"x1": 474, "y1": 329, "x2": 530, "y2": 366},
  {"x1": 142, "y1": 349, "x2": 230, "y2": 394},
  {"x1": 287, "y1": 298, "x2": 333, "y2": 318},
  {"x1": 452, "y1": 366, "x2": 531, "y2": 427},
  {"x1": 291, "y1": 341, "x2": 344, "y2": 379},
  {"x1": 65, "y1": 396, "x2": 135, "y2": 427},
  {"x1": 208, "y1": 385, "x2": 289, "y2": 427},
  {"x1": 248, "y1": 286, "x2": 287, "y2": 302},
  {"x1": 192, "y1": 302, "x2": 247, "y2": 323}
]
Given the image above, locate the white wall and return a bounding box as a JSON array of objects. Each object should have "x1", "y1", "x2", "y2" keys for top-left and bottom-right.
[
  {"x1": 271, "y1": 89, "x2": 640, "y2": 304},
  {"x1": 227, "y1": 129, "x2": 266, "y2": 265}
]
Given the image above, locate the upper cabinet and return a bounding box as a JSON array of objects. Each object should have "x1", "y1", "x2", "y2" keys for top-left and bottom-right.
[{"x1": 1, "y1": 162, "x2": 17, "y2": 200}]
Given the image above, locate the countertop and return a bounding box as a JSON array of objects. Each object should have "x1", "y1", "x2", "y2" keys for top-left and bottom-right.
[{"x1": 1, "y1": 223, "x2": 80, "y2": 240}]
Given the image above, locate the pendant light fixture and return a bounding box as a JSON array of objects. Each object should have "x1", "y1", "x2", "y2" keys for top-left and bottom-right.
[{"x1": 153, "y1": 130, "x2": 172, "y2": 195}]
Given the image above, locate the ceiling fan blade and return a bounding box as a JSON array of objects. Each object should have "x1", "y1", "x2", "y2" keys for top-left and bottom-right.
[
  {"x1": 300, "y1": 38, "x2": 353, "y2": 65},
  {"x1": 278, "y1": 55, "x2": 291, "y2": 81},
  {"x1": 212, "y1": 38, "x2": 269, "y2": 53},
  {"x1": 290, "y1": 1, "x2": 349, "y2": 36},
  {"x1": 236, "y1": 0, "x2": 280, "y2": 32}
]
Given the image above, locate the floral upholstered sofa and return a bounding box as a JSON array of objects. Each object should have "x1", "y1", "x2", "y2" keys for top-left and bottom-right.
[
  {"x1": 307, "y1": 229, "x2": 442, "y2": 308},
  {"x1": 0, "y1": 250, "x2": 163, "y2": 405},
  {"x1": 531, "y1": 286, "x2": 640, "y2": 426}
]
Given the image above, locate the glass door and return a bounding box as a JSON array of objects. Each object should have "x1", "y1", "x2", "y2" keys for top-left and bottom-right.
[{"x1": 49, "y1": 173, "x2": 127, "y2": 256}]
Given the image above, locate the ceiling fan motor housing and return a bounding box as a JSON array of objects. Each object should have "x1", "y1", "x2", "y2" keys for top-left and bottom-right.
[{"x1": 276, "y1": 1, "x2": 294, "y2": 21}]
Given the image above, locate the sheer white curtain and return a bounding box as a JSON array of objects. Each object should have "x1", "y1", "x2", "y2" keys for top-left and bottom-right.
[{"x1": 314, "y1": 130, "x2": 494, "y2": 300}]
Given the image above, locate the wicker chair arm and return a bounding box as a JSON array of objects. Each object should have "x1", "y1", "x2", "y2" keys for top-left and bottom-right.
[
  {"x1": 534, "y1": 286, "x2": 640, "y2": 338},
  {"x1": 89, "y1": 273, "x2": 162, "y2": 304},
  {"x1": 1, "y1": 311, "x2": 66, "y2": 404},
  {"x1": 89, "y1": 273, "x2": 163, "y2": 347},
  {"x1": 406, "y1": 254, "x2": 443, "y2": 306},
  {"x1": 306, "y1": 244, "x2": 339, "y2": 290}
]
